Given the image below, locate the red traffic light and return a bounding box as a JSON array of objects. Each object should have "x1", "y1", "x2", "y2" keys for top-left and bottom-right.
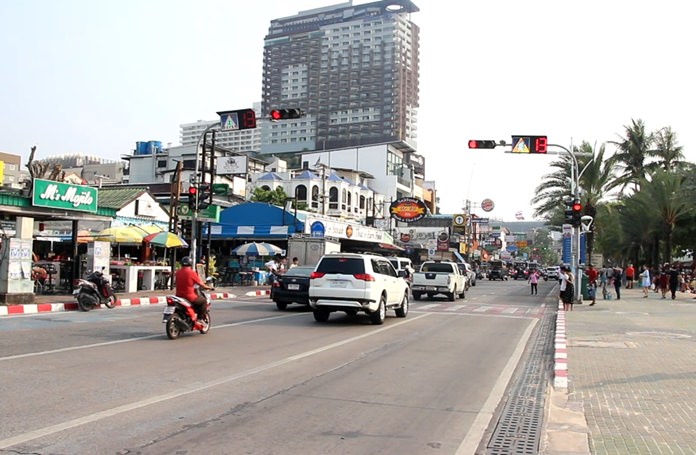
[
  {"x1": 468, "y1": 140, "x2": 497, "y2": 149},
  {"x1": 188, "y1": 186, "x2": 197, "y2": 195},
  {"x1": 572, "y1": 201, "x2": 582, "y2": 212},
  {"x1": 270, "y1": 108, "x2": 305, "y2": 120}
]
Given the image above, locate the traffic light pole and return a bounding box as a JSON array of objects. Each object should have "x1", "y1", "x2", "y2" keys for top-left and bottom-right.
[
  {"x1": 550, "y1": 144, "x2": 593, "y2": 303},
  {"x1": 191, "y1": 122, "x2": 220, "y2": 265}
]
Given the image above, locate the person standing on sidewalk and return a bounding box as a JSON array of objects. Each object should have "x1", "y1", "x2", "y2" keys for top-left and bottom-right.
[
  {"x1": 625, "y1": 263, "x2": 635, "y2": 289},
  {"x1": 587, "y1": 264, "x2": 599, "y2": 306},
  {"x1": 528, "y1": 269, "x2": 539, "y2": 295},
  {"x1": 639, "y1": 265, "x2": 651, "y2": 298},
  {"x1": 659, "y1": 264, "x2": 669, "y2": 299}
]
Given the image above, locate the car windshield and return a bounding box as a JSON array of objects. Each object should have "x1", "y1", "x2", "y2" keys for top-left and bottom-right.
[
  {"x1": 316, "y1": 257, "x2": 365, "y2": 274},
  {"x1": 421, "y1": 263, "x2": 453, "y2": 273},
  {"x1": 284, "y1": 266, "x2": 315, "y2": 277}
]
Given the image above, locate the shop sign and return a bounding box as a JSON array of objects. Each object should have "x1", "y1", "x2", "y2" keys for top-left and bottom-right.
[
  {"x1": 389, "y1": 197, "x2": 427, "y2": 223},
  {"x1": 32, "y1": 179, "x2": 98, "y2": 213}
]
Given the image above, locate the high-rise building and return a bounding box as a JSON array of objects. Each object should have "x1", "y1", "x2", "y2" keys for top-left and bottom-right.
[{"x1": 261, "y1": 0, "x2": 420, "y2": 155}]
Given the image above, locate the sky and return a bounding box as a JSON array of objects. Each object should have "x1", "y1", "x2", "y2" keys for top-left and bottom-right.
[{"x1": 1, "y1": 0, "x2": 693, "y2": 221}]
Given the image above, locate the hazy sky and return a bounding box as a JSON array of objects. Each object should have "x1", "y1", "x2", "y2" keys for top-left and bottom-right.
[{"x1": 1, "y1": 0, "x2": 693, "y2": 221}]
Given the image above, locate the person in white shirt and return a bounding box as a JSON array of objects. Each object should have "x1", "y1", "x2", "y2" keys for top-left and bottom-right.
[
  {"x1": 265, "y1": 256, "x2": 280, "y2": 284},
  {"x1": 289, "y1": 257, "x2": 299, "y2": 269}
]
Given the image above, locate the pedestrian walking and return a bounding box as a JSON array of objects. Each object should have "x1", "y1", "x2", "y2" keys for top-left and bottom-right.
[
  {"x1": 599, "y1": 265, "x2": 609, "y2": 299},
  {"x1": 659, "y1": 265, "x2": 669, "y2": 299},
  {"x1": 668, "y1": 265, "x2": 680, "y2": 300},
  {"x1": 587, "y1": 264, "x2": 599, "y2": 306},
  {"x1": 613, "y1": 266, "x2": 623, "y2": 300},
  {"x1": 639, "y1": 265, "x2": 651, "y2": 298},
  {"x1": 528, "y1": 269, "x2": 539, "y2": 295}
]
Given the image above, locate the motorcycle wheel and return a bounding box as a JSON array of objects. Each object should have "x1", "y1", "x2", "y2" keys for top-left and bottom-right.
[
  {"x1": 166, "y1": 314, "x2": 182, "y2": 340},
  {"x1": 77, "y1": 294, "x2": 94, "y2": 312},
  {"x1": 104, "y1": 292, "x2": 116, "y2": 309},
  {"x1": 199, "y1": 311, "x2": 211, "y2": 334}
]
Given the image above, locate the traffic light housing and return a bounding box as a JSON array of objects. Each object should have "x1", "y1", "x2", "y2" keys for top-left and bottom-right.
[
  {"x1": 571, "y1": 200, "x2": 583, "y2": 227},
  {"x1": 270, "y1": 108, "x2": 305, "y2": 120},
  {"x1": 468, "y1": 140, "x2": 497, "y2": 149},
  {"x1": 187, "y1": 185, "x2": 198, "y2": 210},
  {"x1": 197, "y1": 184, "x2": 211, "y2": 211}
]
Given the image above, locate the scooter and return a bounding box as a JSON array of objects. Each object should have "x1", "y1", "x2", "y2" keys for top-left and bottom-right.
[
  {"x1": 162, "y1": 286, "x2": 212, "y2": 340},
  {"x1": 73, "y1": 269, "x2": 116, "y2": 311}
]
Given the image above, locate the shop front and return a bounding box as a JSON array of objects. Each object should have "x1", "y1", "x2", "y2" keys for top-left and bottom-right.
[{"x1": 0, "y1": 179, "x2": 117, "y2": 305}]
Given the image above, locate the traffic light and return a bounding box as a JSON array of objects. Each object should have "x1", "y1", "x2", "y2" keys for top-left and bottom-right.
[
  {"x1": 269, "y1": 108, "x2": 305, "y2": 120},
  {"x1": 187, "y1": 185, "x2": 198, "y2": 210},
  {"x1": 571, "y1": 200, "x2": 583, "y2": 227},
  {"x1": 468, "y1": 140, "x2": 497, "y2": 149},
  {"x1": 197, "y1": 184, "x2": 211, "y2": 211}
]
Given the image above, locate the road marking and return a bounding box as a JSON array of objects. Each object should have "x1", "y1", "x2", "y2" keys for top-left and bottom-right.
[
  {"x1": 0, "y1": 313, "x2": 430, "y2": 449},
  {"x1": 418, "y1": 303, "x2": 441, "y2": 310},
  {"x1": 444, "y1": 304, "x2": 467, "y2": 311},
  {"x1": 456, "y1": 319, "x2": 538, "y2": 455},
  {"x1": 0, "y1": 313, "x2": 303, "y2": 362}
]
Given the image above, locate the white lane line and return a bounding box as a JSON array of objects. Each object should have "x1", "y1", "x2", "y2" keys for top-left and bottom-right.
[
  {"x1": 0, "y1": 313, "x2": 430, "y2": 449},
  {"x1": 456, "y1": 319, "x2": 538, "y2": 455},
  {"x1": 0, "y1": 313, "x2": 303, "y2": 362}
]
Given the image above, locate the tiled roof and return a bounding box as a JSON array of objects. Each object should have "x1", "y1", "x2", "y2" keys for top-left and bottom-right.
[
  {"x1": 258, "y1": 172, "x2": 284, "y2": 181},
  {"x1": 97, "y1": 187, "x2": 148, "y2": 209}
]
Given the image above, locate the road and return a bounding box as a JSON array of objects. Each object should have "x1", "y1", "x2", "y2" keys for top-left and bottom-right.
[{"x1": 0, "y1": 278, "x2": 557, "y2": 455}]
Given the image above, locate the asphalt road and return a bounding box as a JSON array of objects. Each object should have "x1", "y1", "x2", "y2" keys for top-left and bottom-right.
[{"x1": 0, "y1": 278, "x2": 555, "y2": 455}]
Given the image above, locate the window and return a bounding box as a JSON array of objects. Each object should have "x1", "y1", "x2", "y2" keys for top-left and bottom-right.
[
  {"x1": 311, "y1": 185, "x2": 319, "y2": 208},
  {"x1": 295, "y1": 184, "x2": 307, "y2": 202},
  {"x1": 329, "y1": 187, "x2": 339, "y2": 209}
]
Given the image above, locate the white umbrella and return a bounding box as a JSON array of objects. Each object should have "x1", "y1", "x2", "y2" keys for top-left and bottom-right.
[{"x1": 231, "y1": 242, "x2": 283, "y2": 256}]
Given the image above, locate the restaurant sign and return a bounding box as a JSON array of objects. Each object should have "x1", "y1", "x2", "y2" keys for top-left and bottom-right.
[
  {"x1": 32, "y1": 179, "x2": 98, "y2": 213},
  {"x1": 389, "y1": 197, "x2": 427, "y2": 223}
]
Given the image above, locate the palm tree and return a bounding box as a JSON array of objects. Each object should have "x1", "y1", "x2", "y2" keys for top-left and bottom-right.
[
  {"x1": 631, "y1": 170, "x2": 691, "y2": 264},
  {"x1": 609, "y1": 119, "x2": 655, "y2": 193},
  {"x1": 649, "y1": 126, "x2": 687, "y2": 172}
]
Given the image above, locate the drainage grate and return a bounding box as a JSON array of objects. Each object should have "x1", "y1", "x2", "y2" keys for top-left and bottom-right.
[{"x1": 484, "y1": 308, "x2": 556, "y2": 454}]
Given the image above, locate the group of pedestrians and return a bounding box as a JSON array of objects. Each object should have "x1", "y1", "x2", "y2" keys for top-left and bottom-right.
[{"x1": 585, "y1": 262, "x2": 689, "y2": 304}]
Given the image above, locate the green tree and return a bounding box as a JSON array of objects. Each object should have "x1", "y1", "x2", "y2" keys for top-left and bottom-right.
[
  {"x1": 649, "y1": 126, "x2": 687, "y2": 172},
  {"x1": 251, "y1": 186, "x2": 289, "y2": 206},
  {"x1": 608, "y1": 118, "x2": 655, "y2": 193}
]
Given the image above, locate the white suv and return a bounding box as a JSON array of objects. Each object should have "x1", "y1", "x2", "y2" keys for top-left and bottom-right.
[{"x1": 309, "y1": 253, "x2": 410, "y2": 324}]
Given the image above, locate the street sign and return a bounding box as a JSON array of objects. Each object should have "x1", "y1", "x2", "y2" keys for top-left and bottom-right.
[{"x1": 177, "y1": 204, "x2": 221, "y2": 223}]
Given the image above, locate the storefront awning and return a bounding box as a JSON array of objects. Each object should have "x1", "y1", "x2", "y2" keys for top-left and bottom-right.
[{"x1": 206, "y1": 202, "x2": 303, "y2": 239}]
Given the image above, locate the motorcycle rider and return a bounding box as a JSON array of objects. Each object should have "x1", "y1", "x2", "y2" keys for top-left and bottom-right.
[{"x1": 175, "y1": 256, "x2": 214, "y2": 324}]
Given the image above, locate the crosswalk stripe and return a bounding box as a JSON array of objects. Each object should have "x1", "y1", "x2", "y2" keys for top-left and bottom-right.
[
  {"x1": 445, "y1": 304, "x2": 468, "y2": 311},
  {"x1": 418, "y1": 303, "x2": 441, "y2": 310}
]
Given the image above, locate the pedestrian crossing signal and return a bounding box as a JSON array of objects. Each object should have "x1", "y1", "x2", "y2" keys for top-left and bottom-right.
[{"x1": 511, "y1": 136, "x2": 548, "y2": 153}]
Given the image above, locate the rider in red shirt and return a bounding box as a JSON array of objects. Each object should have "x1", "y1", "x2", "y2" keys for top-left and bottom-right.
[{"x1": 175, "y1": 256, "x2": 213, "y2": 316}]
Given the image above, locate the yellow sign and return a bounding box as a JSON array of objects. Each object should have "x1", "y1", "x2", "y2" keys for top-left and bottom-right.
[
  {"x1": 516, "y1": 240, "x2": 528, "y2": 248},
  {"x1": 459, "y1": 242, "x2": 468, "y2": 254},
  {"x1": 0, "y1": 161, "x2": 4, "y2": 183}
]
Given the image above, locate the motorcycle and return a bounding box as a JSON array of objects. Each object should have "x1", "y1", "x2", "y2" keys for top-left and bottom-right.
[
  {"x1": 162, "y1": 286, "x2": 212, "y2": 340},
  {"x1": 73, "y1": 269, "x2": 116, "y2": 311}
]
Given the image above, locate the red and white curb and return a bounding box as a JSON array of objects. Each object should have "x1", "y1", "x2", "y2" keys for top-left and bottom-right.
[
  {"x1": 554, "y1": 300, "x2": 568, "y2": 389},
  {"x1": 246, "y1": 290, "x2": 271, "y2": 297},
  {"x1": 0, "y1": 292, "x2": 237, "y2": 317}
]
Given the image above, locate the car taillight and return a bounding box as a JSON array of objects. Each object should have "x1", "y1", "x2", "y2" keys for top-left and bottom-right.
[
  {"x1": 273, "y1": 281, "x2": 280, "y2": 288},
  {"x1": 353, "y1": 273, "x2": 376, "y2": 282},
  {"x1": 310, "y1": 272, "x2": 325, "y2": 279}
]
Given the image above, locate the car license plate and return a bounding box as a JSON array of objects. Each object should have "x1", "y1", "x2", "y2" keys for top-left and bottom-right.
[
  {"x1": 288, "y1": 284, "x2": 300, "y2": 290},
  {"x1": 426, "y1": 286, "x2": 436, "y2": 291},
  {"x1": 330, "y1": 280, "x2": 347, "y2": 288},
  {"x1": 162, "y1": 306, "x2": 175, "y2": 314}
]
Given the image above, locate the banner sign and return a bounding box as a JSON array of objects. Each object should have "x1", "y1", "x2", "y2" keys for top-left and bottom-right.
[{"x1": 32, "y1": 179, "x2": 98, "y2": 213}]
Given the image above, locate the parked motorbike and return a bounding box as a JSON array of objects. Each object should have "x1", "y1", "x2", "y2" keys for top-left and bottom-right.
[
  {"x1": 162, "y1": 286, "x2": 212, "y2": 340},
  {"x1": 73, "y1": 269, "x2": 116, "y2": 311}
]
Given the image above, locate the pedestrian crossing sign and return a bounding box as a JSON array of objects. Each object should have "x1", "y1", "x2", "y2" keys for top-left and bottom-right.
[{"x1": 512, "y1": 137, "x2": 531, "y2": 153}]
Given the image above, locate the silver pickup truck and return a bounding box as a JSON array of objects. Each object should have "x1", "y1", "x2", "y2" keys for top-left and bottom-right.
[{"x1": 411, "y1": 261, "x2": 467, "y2": 301}]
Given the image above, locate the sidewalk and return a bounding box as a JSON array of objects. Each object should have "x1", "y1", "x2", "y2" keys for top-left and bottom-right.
[
  {"x1": 544, "y1": 287, "x2": 696, "y2": 454},
  {"x1": 0, "y1": 285, "x2": 272, "y2": 317}
]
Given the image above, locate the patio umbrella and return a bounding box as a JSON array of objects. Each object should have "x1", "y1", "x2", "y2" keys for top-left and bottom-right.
[
  {"x1": 143, "y1": 231, "x2": 189, "y2": 248},
  {"x1": 231, "y1": 242, "x2": 283, "y2": 256},
  {"x1": 94, "y1": 226, "x2": 145, "y2": 244}
]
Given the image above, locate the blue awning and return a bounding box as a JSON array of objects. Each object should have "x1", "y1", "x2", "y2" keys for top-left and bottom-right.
[{"x1": 204, "y1": 202, "x2": 304, "y2": 239}]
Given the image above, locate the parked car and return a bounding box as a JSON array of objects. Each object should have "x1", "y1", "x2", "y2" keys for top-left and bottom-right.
[
  {"x1": 456, "y1": 262, "x2": 476, "y2": 288},
  {"x1": 270, "y1": 266, "x2": 315, "y2": 310},
  {"x1": 308, "y1": 253, "x2": 410, "y2": 324}
]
